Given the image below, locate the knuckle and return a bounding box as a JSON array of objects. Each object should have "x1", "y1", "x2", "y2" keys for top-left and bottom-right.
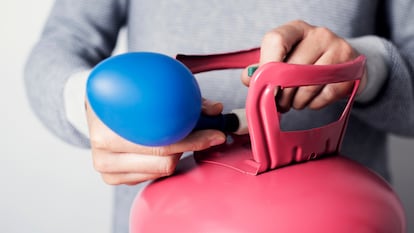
[
  {"x1": 289, "y1": 19, "x2": 308, "y2": 27},
  {"x1": 322, "y1": 85, "x2": 339, "y2": 102},
  {"x1": 301, "y1": 86, "x2": 320, "y2": 95},
  {"x1": 311, "y1": 26, "x2": 336, "y2": 42},
  {"x1": 315, "y1": 26, "x2": 333, "y2": 36},
  {"x1": 101, "y1": 174, "x2": 121, "y2": 185},
  {"x1": 276, "y1": 101, "x2": 290, "y2": 113},
  {"x1": 263, "y1": 30, "x2": 288, "y2": 51},
  {"x1": 293, "y1": 97, "x2": 309, "y2": 110},
  {"x1": 92, "y1": 155, "x2": 110, "y2": 172},
  {"x1": 151, "y1": 146, "x2": 168, "y2": 156},
  {"x1": 187, "y1": 138, "x2": 208, "y2": 152},
  {"x1": 339, "y1": 42, "x2": 356, "y2": 60},
  {"x1": 292, "y1": 19, "x2": 306, "y2": 24},
  {"x1": 90, "y1": 135, "x2": 110, "y2": 150},
  {"x1": 158, "y1": 158, "x2": 176, "y2": 175},
  {"x1": 292, "y1": 100, "x2": 305, "y2": 110}
]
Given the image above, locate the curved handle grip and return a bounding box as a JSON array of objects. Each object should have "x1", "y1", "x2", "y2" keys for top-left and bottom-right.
[
  {"x1": 176, "y1": 48, "x2": 260, "y2": 73},
  {"x1": 246, "y1": 56, "x2": 366, "y2": 173},
  {"x1": 181, "y1": 48, "x2": 366, "y2": 174},
  {"x1": 250, "y1": 56, "x2": 366, "y2": 87}
]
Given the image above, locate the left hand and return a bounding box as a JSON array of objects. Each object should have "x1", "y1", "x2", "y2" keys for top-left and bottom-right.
[
  {"x1": 241, "y1": 20, "x2": 367, "y2": 112},
  {"x1": 87, "y1": 98, "x2": 225, "y2": 185}
]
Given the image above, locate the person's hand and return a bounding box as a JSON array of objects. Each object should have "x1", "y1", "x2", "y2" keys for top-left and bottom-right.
[
  {"x1": 241, "y1": 20, "x2": 367, "y2": 112},
  {"x1": 86, "y1": 98, "x2": 226, "y2": 185}
]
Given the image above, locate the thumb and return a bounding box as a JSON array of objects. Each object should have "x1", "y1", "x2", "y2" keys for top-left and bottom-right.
[
  {"x1": 202, "y1": 98, "x2": 223, "y2": 116},
  {"x1": 241, "y1": 63, "x2": 259, "y2": 87}
]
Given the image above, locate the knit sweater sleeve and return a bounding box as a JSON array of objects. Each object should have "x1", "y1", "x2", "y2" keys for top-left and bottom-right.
[
  {"x1": 350, "y1": 0, "x2": 414, "y2": 137},
  {"x1": 24, "y1": 0, "x2": 128, "y2": 148}
]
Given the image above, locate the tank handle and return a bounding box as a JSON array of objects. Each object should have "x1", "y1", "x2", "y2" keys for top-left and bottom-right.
[
  {"x1": 178, "y1": 49, "x2": 366, "y2": 175},
  {"x1": 176, "y1": 47, "x2": 260, "y2": 74},
  {"x1": 246, "y1": 57, "x2": 365, "y2": 173}
]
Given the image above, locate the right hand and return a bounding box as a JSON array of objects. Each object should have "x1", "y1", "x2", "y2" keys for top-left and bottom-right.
[
  {"x1": 240, "y1": 20, "x2": 366, "y2": 113},
  {"x1": 86, "y1": 98, "x2": 226, "y2": 185}
]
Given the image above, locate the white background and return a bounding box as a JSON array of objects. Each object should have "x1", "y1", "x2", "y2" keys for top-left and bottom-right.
[
  {"x1": 1, "y1": 1, "x2": 413, "y2": 233},
  {"x1": 1, "y1": 1, "x2": 112, "y2": 233}
]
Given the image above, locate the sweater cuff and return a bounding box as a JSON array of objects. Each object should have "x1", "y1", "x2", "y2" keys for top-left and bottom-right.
[
  {"x1": 347, "y1": 36, "x2": 389, "y2": 103},
  {"x1": 64, "y1": 70, "x2": 90, "y2": 138}
]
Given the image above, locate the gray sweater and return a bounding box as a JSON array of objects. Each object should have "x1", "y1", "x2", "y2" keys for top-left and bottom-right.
[{"x1": 25, "y1": 1, "x2": 414, "y2": 232}]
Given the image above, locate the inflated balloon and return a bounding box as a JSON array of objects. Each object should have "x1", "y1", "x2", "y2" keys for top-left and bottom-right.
[
  {"x1": 87, "y1": 50, "x2": 260, "y2": 146},
  {"x1": 129, "y1": 50, "x2": 406, "y2": 232},
  {"x1": 87, "y1": 52, "x2": 202, "y2": 146}
]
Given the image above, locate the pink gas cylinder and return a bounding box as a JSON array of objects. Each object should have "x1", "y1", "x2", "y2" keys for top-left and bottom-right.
[{"x1": 129, "y1": 49, "x2": 406, "y2": 233}]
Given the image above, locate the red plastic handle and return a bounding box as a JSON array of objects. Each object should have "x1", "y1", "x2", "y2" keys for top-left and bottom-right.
[
  {"x1": 176, "y1": 47, "x2": 260, "y2": 74},
  {"x1": 247, "y1": 57, "x2": 366, "y2": 173},
  {"x1": 178, "y1": 48, "x2": 366, "y2": 175}
]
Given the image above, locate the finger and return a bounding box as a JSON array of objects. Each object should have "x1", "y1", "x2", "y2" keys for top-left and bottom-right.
[
  {"x1": 92, "y1": 129, "x2": 226, "y2": 155},
  {"x1": 87, "y1": 105, "x2": 147, "y2": 152},
  {"x1": 292, "y1": 85, "x2": 324, "y2": 110},
  {"x1": 100, "y1": 172, "x2": 170, "y2": 185},
  {"x1": 314, "y1": 40, "x2": 357, "y2": 65},
  {"x1": 307, "y1": 49, "x2": 356, "y2": 109},
  {"x1": 88, "y1": 95, "x2": 226, "y2": 154},
  {"x1": 276, "y1": 26, "x2": 327, "y2": 110},
  {"x1": 92, "y1": 149, "x2": 181, "y2": 174},
  {"x1": 260, "y1": 20, "x2": 310, "y2": 64},
  {"x1": 284, "y1": 32, "x2": 324, "y2": 64},
  {"x1": 240, "y1": 63, "x2": 259, "y2": 87},
  {"x1": 275, "y1": 87, "x2": 297, "y2": 113},
  {"x1": 308, "y1": 82, "x2": 354, "y2": 109},
  {"x1": 285, "y1": 26, "x2": 339, "y2": 64},
  {"x1": 202, "y1": 98, "x2": 223, "y2": 115},
  {"x1": 161, "y1": 129, "x2": 226, "y2": 154}
]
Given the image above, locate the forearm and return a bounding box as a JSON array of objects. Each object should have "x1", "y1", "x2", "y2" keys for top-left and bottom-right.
[
  {"x1": 64, "y1": 70, "x2": 90, "y2": 139},
  {"x1": 24, "y1": 44, "x2": 91, "y2": 148},
  {"x1": 24, "y1": 0, "x2": 127, "y2": 147},
  {"x1": 347, "y1": 36, "x2": 388, "y2": 103},
  {"x1": 349, "y1": 36, "x2": 414, "y2": 136}
]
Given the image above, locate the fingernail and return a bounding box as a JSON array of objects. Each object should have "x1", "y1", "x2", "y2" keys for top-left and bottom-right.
[
  {"x1": 203, "y1": 99, "x2": 221, "y2": 108},
  {"x1": 247, "y1": 65, "x2": 259, "y2": 77}
]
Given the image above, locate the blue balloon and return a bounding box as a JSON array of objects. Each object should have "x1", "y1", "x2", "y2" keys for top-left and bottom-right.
[{"x1": 87, "y1": 52, "x2": 202, "y2": 146}]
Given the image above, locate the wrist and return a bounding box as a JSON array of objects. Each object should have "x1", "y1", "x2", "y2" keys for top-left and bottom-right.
[
  {"x1": 64, "y1": 69, "x2": 91, "y2": 137},
  {"x1": 347, "y1": 36, "x2": 389, "y2": 103}
]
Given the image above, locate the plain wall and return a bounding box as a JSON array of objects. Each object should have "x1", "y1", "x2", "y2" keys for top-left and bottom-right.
[
  {"x1": 1, "y1": 1, "x2": 112, "y2": 233},
  {"x1": 1, "y1": 1, "x2": 413, "y2": 232}
]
